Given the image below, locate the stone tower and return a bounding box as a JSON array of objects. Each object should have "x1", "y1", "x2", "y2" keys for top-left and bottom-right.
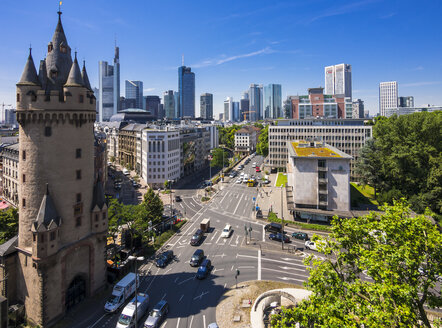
[{"x1": 15, "y1": 11, "x2": 108, "y2": 326}]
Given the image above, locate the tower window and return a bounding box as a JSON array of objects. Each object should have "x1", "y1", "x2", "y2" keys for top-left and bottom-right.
[
  {"x1": 33, "y1": 234, "x2": 36, "y2": 242},
  {"x1": 76, "y1": 170, "x2": 81, "y2": 180},
  {"x1": 79, "y1": 95, "x2": 84, "y2": 103},
  {"x1": 76, "y1": 148, "x2": 82, "y2": 158},
  {"x1": 22, "y1": 150, "x2": 26, "y2": 161},
  {"x1": 45, "y1": 126, "x2": 52, "y2": 137},
  {"x1": 22, "y1": 198, "x2": 26, "y2": 208},
  {"x1": 76, "y1": 193, "x2": 82, "y2": 203},
  {"x1": 40, "y1": 234, "x2": 44, "y2": 243},
  {"x1": 17, "y1": 93, "x2": 20, "y2": 102},
  {"x1": 95, "y1": 214, "x2": 99, "y2": 222},
  {"x1": 50, "y1": 231, "x2": 56, "y2": 241},
  {"x1": 22, "y1": 174, "x2": 26, "y2": 183},
  {"x1": 76, "y1": 217, "x2": 81, "y2": 227}
]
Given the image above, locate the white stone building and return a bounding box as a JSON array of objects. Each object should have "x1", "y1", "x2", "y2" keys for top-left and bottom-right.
[
  {"x1": 1, "y1": 143, "x2": 19, "y2": 207},
  {"x1": 234, "y1": 126, "x2": 259, "y2": 155}
]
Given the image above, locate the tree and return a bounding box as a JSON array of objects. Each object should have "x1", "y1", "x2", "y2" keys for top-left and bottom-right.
[
  {"x1": 354, "y1": 138, "x2": 384, "y2": 198},
  {"x1": 141, "y1": 188, "x2": 164, "y2": 224},
  {"x1": 210, "y1": 148, "x2": 229, "y2": 168},
  {"x1": 0, "y1": 208, "x2": 18, "y2": 244},
  {"x1": 256, "y1": 125, "x2": 268, "y2": 156},
  {"x1": 271, "y1": 201, "x2": 442, "y2": 328}
]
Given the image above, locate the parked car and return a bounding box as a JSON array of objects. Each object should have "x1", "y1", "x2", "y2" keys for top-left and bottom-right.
[
  {"x1": 156, "y1": 250, "x2": 174, "y2": 268},
  {"x1": 143, "y1": 300, "x2": 169, "y2": 328},
  {"x1": 262, "y1": 179, "x2": 270, "y2": 184},
  {"x1": 132, "y1": 181, "x2": 140, "y2": 188},
  {"x1": 190, "y1": 229, "x2": 204, "y2": 246},
  {"x1": 265, "y1": 222, "x2": 283, "y2": 234},
  {"x1": 208, "y1": 323, "x2": 219, "y2": 328},
  {"x1": 221, "y1": 224, "x2": 232, "y2": 238},
  {"x1": 305, "y1": 241, "x2": 317, "y2": 251},
  {"x1": 175, "y1": 195, "x2": 182, "y2": 202},
  {"x1": 292, "y1": 232, "x2": 309, "y2": 241},
  {"x1": 122, "y1": 168, "x2": 130, "y2": 176},
  {"x1": 196, "y1": 259, "x2": 212, "y2": 280},
  {"x1": 190, "y1": 249, "x2": 205, "y2": 267},
  {"x1": 235, "y1": 178, "x2": 242, "y2": 184},
  {"x1": 269, "y1": 233, "x2": 290, "y2": 243},
  {"x1": 255, "y1": 167, "x2": 261, "y2": 172}
]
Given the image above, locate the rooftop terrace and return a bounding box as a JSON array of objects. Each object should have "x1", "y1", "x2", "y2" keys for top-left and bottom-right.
[{"x1": 291, "y1": 141, "x2": 342, "y2": 158}]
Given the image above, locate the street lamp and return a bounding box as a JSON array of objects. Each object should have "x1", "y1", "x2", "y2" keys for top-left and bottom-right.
[
  {"x1": 128, "y1": 255, "x2": 144, "y2": 328},
  {"x1": 168, "y1": 179, "x2": 174, "y2": 220}
]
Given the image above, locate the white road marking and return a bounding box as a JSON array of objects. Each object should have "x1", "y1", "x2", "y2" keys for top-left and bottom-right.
[
  {"x1": 189, "y1": 315, "x2": 194, "y2": 328},
  {"x1": 176, "y1": 245, "x2": 185, "y2": 248},
  {"x1": 231, "y1": 265, "x2": 234, "y2": 271},
  {"x1": 205, "y1": 242, "x2": 212, "y2": 245},
  {"x1": 277, "y1": 276, "x2": 305, "y2": 283},
  {"x1": 236, "y1": 235, "x2": 240, "y2": 245},
  {"x1": 87, "y1": 314, "x2": 106, "y2": 328},
  {"x1": 258, "y1": 249, "x2": 262, "y2": 281},
  {"x1": 178, "y1": 276, "x2": 194, "y2": 285},
  {"x1": 179, "y1": 294, "x2": 184, "y2": 302},
  {"x1": 262, "y1": 225, "x2": 265, "y2": 242},
  {"x1": 203, "y1": 315, "x2": 206, "y2": 328},
  {"x1": 176, "y1": 317, "x2": 180, "y2": 328},
  {"x1": 213, "y1": 268, "x2": 224, "y2": 273},
  {"x1": 211, "y1": 231, "x2": 218, "y2": 241},
  {"x1": 161, "y1": 293, "x2": 166, "y2": 300},
  {"x1": 215, "y1": 233, "x2": 222, "y2": 244},
  {"x1": 233, "y1": 194, "x2": 244, "y2": 214},
  {"x1": 214, "y1": 253, "x2": 226, "y2": 258},
  {"x1": 238, "y1": 254, "x2": 306, "y2": 268},
  {"x1": 238, "y1": 266, "x2": 255, "y2": 269},
  {"x1": 160, "y1": 320, "x2": 167, "y2": 328},
  {"x1": 193, "y1": 291, "x2": 210, "y2": 300},
  {"x1": 224, "y1": 282, "x2": 227, "y2": 289},
  {"x1": 174, "y1": 277, "x2": 179, "y2": 283},
  {"x1": 262, "y1": 267, "x2": 309, "y2": 278}
]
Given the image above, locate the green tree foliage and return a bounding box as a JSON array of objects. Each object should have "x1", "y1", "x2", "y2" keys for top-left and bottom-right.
[
  {"x1": 210, "y1": 148, "x2": 229, "y2": 168},
  {"x1": 354, "y1": 138, "x2": 384, "y2": 198},
  {"x1": 256, "y1": 125, "x2": 268, "y2": 156},
  {"x1": 0, "y1": 208, "x2": 18, "y2": 244},
  {"x1": 218, "y1": 125, "x2": 241, "y2": 149},
  {"x1": 141, "y1": 188, "x2": 164, "y2": 224},
  {"x1": 271, "y1": 201, "x2": 442, "y2": 328},
  {"x1": 356, "y1": 112, "x2": 442, "y2": 216},
  {"x1": 254, "y1": 122, "x2": 264, "y2": 129}
]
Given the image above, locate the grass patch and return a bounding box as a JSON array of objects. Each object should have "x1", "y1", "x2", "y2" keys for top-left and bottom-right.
[
  {"x1": 201, "y1": 196, "x2": 210, "y2": 202},
  {"x1": 268, "y1": 211, "x2": 331, "y2": 232},
  {"x1": 351, "y1": 183, "x2": 379, "y2": 206},
  {"x1": 162, "y1": 190, "x2": 171, "y2": 194},
  {"x1": 275, "y1": 172, "x2": 287, "y2": 187}
]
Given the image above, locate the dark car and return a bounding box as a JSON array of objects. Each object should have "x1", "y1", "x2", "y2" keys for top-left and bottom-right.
[
  {"x1": 175, "y1": 195, "x2": 182, "y2": 202},
  {"x1": 144, "y1": 300, "x2": 169, "y2": 328},
  {"x1": 190, "y1": 229, "x2": 204, "y2": 246},
  {"x1": 190, "y1": 249, "x2": 205, "y2": 267},
  {"x1": 265, "y1": 222, "x2": 283, "y2": 234},
  {"x1": 292, "y1": 231, "x2": 309, "y2": 241},
  {"x1": 196, "y1": 259, "x2": 212, "y2": 280},
  {"x1": 156, "y1": 250, "x2": 174, "y2": 268},
  {"x1": 269, "y1": 233, "x2": 290, "y2": 243}
]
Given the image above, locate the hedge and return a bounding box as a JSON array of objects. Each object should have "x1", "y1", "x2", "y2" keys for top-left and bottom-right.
[{"x1": 268, "y1": 211, "x2": 331, "y2": 232}]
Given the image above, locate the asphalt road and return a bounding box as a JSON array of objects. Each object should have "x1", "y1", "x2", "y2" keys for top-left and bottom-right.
[{"x1": 74, "y1": 155, "x2": 316, "y2": 328}]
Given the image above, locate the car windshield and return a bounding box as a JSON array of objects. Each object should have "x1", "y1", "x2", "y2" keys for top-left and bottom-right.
[
  {"x1": 198, "y1": 266, "x2": 207, "y2": 273},
  {"x1": 151, "y1": 309, "x2": 161, "y2": 317},
  {"x1": 118, "y1": 314, "x2": 132, "y2": 325},
  {"x1": 108, "y1": 295, "x2": 119, "y2": 305},
  {"x1": 223, "y1": 228, "x2": 229, "y2": 232},
  {"x1": 191, "y1": 255, "x2": 199, "y2": 261}
]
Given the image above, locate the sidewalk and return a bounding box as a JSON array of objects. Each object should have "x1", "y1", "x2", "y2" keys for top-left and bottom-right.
[{"x1": 255, "y1": 173, "x2": 291, "y2": 221}]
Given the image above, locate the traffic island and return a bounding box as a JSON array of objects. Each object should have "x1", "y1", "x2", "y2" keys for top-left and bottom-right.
[{"x1": 215, "y1": 280, "x2": 304, "y2": 328}]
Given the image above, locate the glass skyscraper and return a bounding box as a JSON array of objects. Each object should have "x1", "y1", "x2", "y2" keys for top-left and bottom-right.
[
  {"x1": 178, "y1": 66, "x2": 195, "y2": 118},
  {"x1": 98, "y1": 46, "x2": 120, "y2": 122},
  {"x1": 200, "y1": 93, "x2": 213, "y2": 120},
  {"x1": 125, "y1": 80, "x2": 143, "y2": 109},
  {"x1": 163, "y1": 90, "x2": 176, "y2": 119},
  {"x1": 249, "y1": 84, "x2": 263, "y2": 121},
  {"x1": 263, "y1": 84, "x2": 282, "y2": 119}
]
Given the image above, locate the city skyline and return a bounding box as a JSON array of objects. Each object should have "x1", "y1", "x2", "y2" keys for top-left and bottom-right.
[{"x1": 1, "y1": 1, "x2": 442, "y2": 117}]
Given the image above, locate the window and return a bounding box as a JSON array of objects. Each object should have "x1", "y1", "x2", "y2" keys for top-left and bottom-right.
[
  {"x1": 76, "y1": 193, "x2": 82, "y2": 203},
  {"x1": 40, "y1": 234, "x2": 45, "y2": 242},
  {"x1": 17, "y1": 93, "x2": 20, "y2": 102},
  {"x1": 76, "y1": 148, "x2": 82, "y2": 158},
  {"x1": 50, "y1": 231, "x2": 56, "y2": 241},
  {"x1": 45, "y1": 126, "x2": 52, "y2": 137},
  {"x1": 22, "y1": 150, "x2": 26, "y2": 161},
  {"x1": 103, "y1": 212, "x2": 107, "y2": 220},
  {"x1": 95, "y1": 214, "x2": 99, "y2": 222},
  {"x1": 79, "y1": 95, "x2": 84, "y2": 103},
  {"x1": 33, "y1": 234, "x2": 36, "y2": 242},
  {"x1": 76, "y1": 217, "x2": 81, "y2": 227},
  {"x1": 22, "y1": 198, "x2": 26, "y2": 208},
  {"x1": 76, "y1": 170, "x2": 81, "y2": 180},
  {"x1": 22, "y1": 174, "x2": 26, "y2": 183}
]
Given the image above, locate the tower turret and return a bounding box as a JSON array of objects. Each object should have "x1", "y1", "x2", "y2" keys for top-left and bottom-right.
[{"x1": 81, "y1": 61, "x2": 92, "y2": 91}]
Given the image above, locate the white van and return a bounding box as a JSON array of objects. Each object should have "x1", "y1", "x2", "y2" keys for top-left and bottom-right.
[
  {"x1": 116, "y1": 293, "x2": 149, "y2": 328},
  {"x1": 252, "y1": 162, "x2": 257, "y2": 168},
  {"x1": 104, "y1": 273, "x2": 138, "y2": 313},
  {"x1": 221, "y1": 224, "x2": 232, "y2": 238}
]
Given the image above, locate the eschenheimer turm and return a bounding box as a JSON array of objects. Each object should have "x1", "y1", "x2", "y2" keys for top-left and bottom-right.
[{"x1": 15, "y1": 11, "x2": 107, "y2": 326}]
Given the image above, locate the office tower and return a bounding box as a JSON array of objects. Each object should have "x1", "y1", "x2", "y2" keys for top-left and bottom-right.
[
  {"x1": 145, "y1": 95, "x2": 161, "y2": 118},
  {"x1": 15, "y1": 11, "x2": 107, "y2": 325},
  {"x1": 283, "y1": 96, "x2": 294, "y2": 119},
  {"x1": 163, "y1": 90, "x2": 176, "y2": 119},
  {"x1": 263, "y1": 84, "x2": 282, "y2": 119},
  {"x1": 240, "y1": 98, "x2": 250, "y2": 121},
  {"x1": 174, "y1": 91, "x2": 179, "y2": 119},
  {"x1": 324, "y1": 63, "x2": 352, "y2": 98},
  {"x1": 200, "y1": 93, "x2": 213, "y2": 120},
  {"x1": 224, "y1": 97, "x2": 233, "y2": 121},
  {"x1": 379, "y1": 81, "x2": 398, "y2": 116},
  {"x1": 125, "y1": 80, "x2": 143, "y2": 109},
  {"x1": 233, "y1": 101, "x2": 240, "y2": 122},
  {"x1": 249, "y1": 84, "x2": 263, "y2": 121},
  {"x1": 178, "y1": 66, "x2": 195, "y2": 118},
  {"x1": 398, "y1": 96, "x2": 414, "y2": 108},
  {"x1": 352, "y1": 99, "x2": 365, "y2": 118},
  {"x1": 98, "y1": 46, "x2": 120, "y2": 122}
]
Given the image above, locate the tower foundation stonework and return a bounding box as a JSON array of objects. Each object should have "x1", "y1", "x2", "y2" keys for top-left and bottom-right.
[{"x1": 15, "y1": 12, "x2": 108, "y2": 326}]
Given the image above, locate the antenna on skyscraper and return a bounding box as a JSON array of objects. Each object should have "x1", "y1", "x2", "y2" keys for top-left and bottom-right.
[{"x1": 182, "y1": 54, "x2": 184, "y2": 66}]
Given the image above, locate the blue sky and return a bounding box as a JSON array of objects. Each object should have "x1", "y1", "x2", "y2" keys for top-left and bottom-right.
[{"x1": 1, "y1": 0, "x2": 442, "y2": 117}]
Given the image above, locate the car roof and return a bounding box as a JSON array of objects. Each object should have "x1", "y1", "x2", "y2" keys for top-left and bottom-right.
[
  {"x1": 201, "y1": 259, "x2": 211, "y2": 266},
  {"x1": 193, "y1": 249, "x2": 204, "y2": 255},
  {"x1": 154, "y1": 300, "x2": 167, "y2": 310},
  {"x1": 195, "y1": 229, "x2": 202, "y2": 234}
]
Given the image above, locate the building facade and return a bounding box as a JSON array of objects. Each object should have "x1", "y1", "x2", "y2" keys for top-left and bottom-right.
[
  {"x1": 385, "y1": 105, "x2": 442, "y2": 117},
  {"x1": 178, "y1": 66, "x2": 195, "y2": 118},
  {"x1": 398, "y1": 96, "x2": 414, "y2": 108},
  {"x1": 379, "y1": 81, "x2": 398, "y2": 117},
  {"x1": 263, "y1": 84, "x2": 282, "y2": 119},
  {"x1": 125, "y1": 80, "x2": 143, "y2": 109},
  {"x1": 224, "y1": 97, "x2": 233, "y2": 122},
  {"x1": 249, "y1": 84, "x2": 263, "y2": 121},
  {"x1": 234, "y1": 126, "x2": 259, "y2": 155},
  {"x1": 268, "y1": 119, "x2": 372, "y2": 180},
  {"x1": 118, "y1": 124, "x2": 145, "y2": 170},
  {"x1": 14, "y1": 12, "x2": 107, "y2": 326},
  {"x1": 324, "y1": 63, "x2": 352, "y2": 98},
  {"x1": 163, "y1": 90, "x2": 176, "y2": 119},
  {"x1": 200, "y1": 93, "x2": 213, "y2": 120},
  {"x1": 352, "y1": 99, "x2": 364, "y2": 119},
  {"x1": 1, "y1": 143, "x2": 19, "y2": 207},
  {"x1": 240, "y1": 98, "x2": 250, "y2": 121},
  {"x1": 145, "y1": 95, "x2": 161, "y2": 118},
  {"x1": 180, "y1": 127, "x2": 210, "y2": 177},
  {"x1": 233, "y1": 101, "x2": 240, "y2": 122},
  {"x1": 98, "y1": 46, "x2": 120, "y2": 122}
]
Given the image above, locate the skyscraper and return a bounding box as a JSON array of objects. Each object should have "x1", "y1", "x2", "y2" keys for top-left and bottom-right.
[
  {"x1": 163, "y1": 90, "x2": 176, "y2": 119},
  {"x1": 352, "y1": 99, "x2": 365, "y2": 118},
  {"x1": 379, "y1": 81, "x2": 398, "y2": 116},
  {"x1": 224, "y1": 97, "x2": 233, "y2": 121},
  {"x1": 145, "y1": 95, "x2": 161, "y2": 118},
  {"x1": 200, "y1": 93, "x2": 213, "y2": 120},
  {"x1": 233, "y1": 102, "x2": 240, "y2": 122},
  {"x1": 325, "y1": 63, "x2": 352, "y2": 98},
  {"x1": 98, "y1": 46, "x2": 120, "y2": 122},
  {"x1": 249, "y1": 84, "x2": 263, "y2": 121},
  {"x1": 178, "y1": 66, "x2": 195, "y2": 118},
  {"x1": 398, "y1": 96, "x2": 414, "y2": 108},
  {"x1": 125, "y1": 80, "x2": 143, "y2": 109},
  {"x1": 263, "y1": 84, "x2": 282, "y2": 119}
]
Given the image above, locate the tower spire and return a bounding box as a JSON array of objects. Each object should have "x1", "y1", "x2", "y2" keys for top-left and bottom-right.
[
  {"x1": 17, "y1": 47, "x2": 39, "y2": 86},
  {"x1": 182, "y1": 54, "x2": 184, "y2": 66}
]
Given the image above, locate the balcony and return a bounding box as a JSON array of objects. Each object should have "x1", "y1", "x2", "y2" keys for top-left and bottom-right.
[
  {"x1": 318, "y1": 188, "x2": 328, "y2": 195},
  {"x1": 319, "y1": 200, "x2": 328, "y2": 206},
  {"x1": 317, "y1": 166, "x2": 327, "y2": 172},
  {"x1": 318, "y1": 178, "x2": 327, "y2": 184}
]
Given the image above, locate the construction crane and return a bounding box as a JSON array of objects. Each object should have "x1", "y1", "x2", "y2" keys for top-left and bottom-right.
[{"x1": 243, "y1": 110, "x2": 256, "y2": 122}]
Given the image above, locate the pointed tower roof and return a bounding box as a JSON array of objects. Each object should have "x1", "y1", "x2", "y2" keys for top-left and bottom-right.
[
  {"x1": 81, "y1": 60, "x2": 92, "y2": 90},
  {"x1": 38, "y1": 59, "x2": 47, "y2": 89},
  {"x1": 65, "y1": 53, "x2": 84, "y2": 87},
  {"x1": 91, "y1": 176, "x2": 106, "y2": 210},
  {"x1": 17, "y1": 48, "x2": 40, "y2": 86},
  {"x1": 52, "y1": 11, "x2": 68, "y2": 49},
  {"x1": 33, "y1": 184, "x2": 61, "y2": 231}
]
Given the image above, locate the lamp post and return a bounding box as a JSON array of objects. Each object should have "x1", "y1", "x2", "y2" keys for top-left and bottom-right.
[
  {"x1": 168, "y1": 179, "x2": 174, "y2": 220},
  {"x1": 128, "y1": 256, "x2": 144, "y2": 328},
  {"x1": 281, "y1": 184, "x2": 284, "y2": 250}
]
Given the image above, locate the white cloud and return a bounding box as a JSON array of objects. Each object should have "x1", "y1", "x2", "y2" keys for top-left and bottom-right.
[
  {"x1": 143, "y1": 88, "x2": 155, "y2": 92},
  {"x1": 307, "y1": 0, "x2": 381, "y2": 23},
  {"x1": 401, "y1": 81, "x2": 440, "y2": 87},
  {"x1": 192, "y1": 47, "x2": 274, "y2": 68}
]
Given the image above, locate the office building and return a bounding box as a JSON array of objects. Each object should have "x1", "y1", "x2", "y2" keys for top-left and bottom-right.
[
  {"x1": 200, "y1": 93, "x2": 213, "y2": 120},
  {"x1": 268, "y1": 119, "x2": 372, "y2": 180},
  {"x1": 283, "y1": 97, "x2": 294, "y2": 119},
  {"x1": 178, "y1": 66, "x2": 195, "y2": 118},
  {"x1": 233, "y1": 102, "x2": 240, "y2": 122},
  {"x1": 145, "y1": 95, "x2": 161, "y2": 118},
  {"x1": 163, "y1": 90, "x2": 176, "y2": 119},
  {"x1": 12, "y1": 12, "x2": 107, "y2": 325},
  {"x1": 287, "y1": 140, "x2": 351, "y2": 212},
  {"x1": 119, "y1": 96, "x2": 136, "y2": 110},
  {"x1": 263, "y1": 84, "x2": 282, "y2": 119},
  {"x1": 224, "y1": 97, "x2": 233, "y2": 122},
  {"x1": 240, "y1": 98, "x2": 250, "y2": 121},
  {"x1": 379, "y1": 81, "x2": 398, "y2": 116},
  {"x1": 325, "y1": 63, "x2": 352, "y2": 98},
  {"x1": 249, "y1": 84, "x2": 263, "y2": 121},
  {"x1": 1, "y1": 143, "x2": 19, "y2": 207},
  {"x1": 234, "y1": 126, "x2": 259, "y2": 155},
  {"x1": 125, "y1": 80, "x2": 143, "y2": 109},
  {"x1": 385, "y1": 105, "x2": 442, "y2": 117},
  {"x1": 98, "y1": 46, "x2": 120, "y2": 122},
  {"x1": 398, "y1": 96, "x2": 414, "y2": 108},
  {"x1": 290, "y1": 88, "x2": 352, "y2": 119},
  {"x1": 352, "y1": 99, "x2": 365, "y2": 119}
]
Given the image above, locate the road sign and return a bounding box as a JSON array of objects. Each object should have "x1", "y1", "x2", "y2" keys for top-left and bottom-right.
[{"x1": 252, "y1": 197, "x2": 256, "y2": 202}]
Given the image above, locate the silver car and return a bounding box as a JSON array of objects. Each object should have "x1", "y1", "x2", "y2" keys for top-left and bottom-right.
[{"x1": 144, "y1": 300, "x2": 169, "y2": 328}]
